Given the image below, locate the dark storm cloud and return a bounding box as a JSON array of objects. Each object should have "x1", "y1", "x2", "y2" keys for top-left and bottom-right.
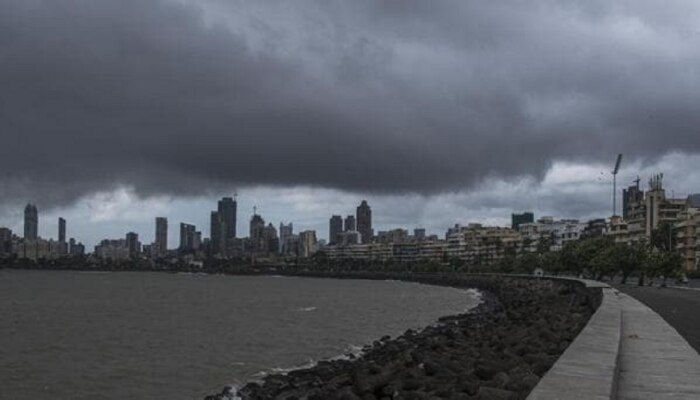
[{"x1": 2, "y1": 0, "x2": 700, "y2": 208}]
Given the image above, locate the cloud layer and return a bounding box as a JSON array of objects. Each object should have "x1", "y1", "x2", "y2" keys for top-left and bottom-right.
[{"x1": 2, "y1": 0, "x2": 700, "y2": 210}]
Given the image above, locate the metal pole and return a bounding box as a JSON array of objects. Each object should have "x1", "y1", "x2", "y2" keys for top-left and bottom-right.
[{"x1": 613, "y1": 173, "x2": 616, "y2": 217}]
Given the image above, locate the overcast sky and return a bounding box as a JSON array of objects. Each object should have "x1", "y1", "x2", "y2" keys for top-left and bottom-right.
[{"x1": 2, "y1": 0, "x2": 700, "y2": 248}]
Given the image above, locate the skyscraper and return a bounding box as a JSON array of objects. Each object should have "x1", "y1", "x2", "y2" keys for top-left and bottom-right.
[
  {"x1": 24, "y1": 204, "x2": 38, "y2": 240},
  {"x1": 356, "y1": 200, "x2": 372, "y2": 244},
  {"x1": 299, "y1": 230, "x2": 317, "y2": 258},
  {"x1": 58, "y1": 217, "x2": 67, "y2": 254},
  {"x1": 155, "y1": 217, "x2": 168, "y2": 255},
  {"x1": 218, "y1": 197, "x2": 237, "y2": 239},
  {"x1": 250, "y1": 212, "x2": 266, "y2": 252},
  {"x1": 58, "y1": 217, "x2": 66, "y2": 243},
  {"x1": 210, "y1": 211, "x2": 226, "y2": 256},
  {"x1": 279, "y1": 222, "x2": 293, "y2": 253},
  {"x1": 344, "y1": 215, "x2": 356, "y2": 232},
  {"x1": 179, "y1": 223, "x2": 197, "y2": 251},
  {"x1": 0, "y1": 227, "x2": 12, "y2": 255},
  {"x1": 126, "y1": 232, "x2": 140, "y2": 258},
  {"x1": 329, "y1": 215, "x2": 343, "y2": 244}
]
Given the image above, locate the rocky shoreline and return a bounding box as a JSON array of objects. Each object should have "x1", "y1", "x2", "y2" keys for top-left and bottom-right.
[{"x1": 205, "y1": 273, "x2": 600, "y2": 400}]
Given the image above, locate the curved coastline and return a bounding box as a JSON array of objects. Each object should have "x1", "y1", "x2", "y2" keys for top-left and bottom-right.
[{"x1": 206, "y1": 272, "x2": 601, "y2": 400}]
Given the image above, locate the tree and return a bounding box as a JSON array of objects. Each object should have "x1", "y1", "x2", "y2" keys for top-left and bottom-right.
[
  {"x1": 575, "y1": 236, "x2": 614, "y2": 278},
  {"x1": 560, "y1": 241, "x2": 582, "y2": 275},
  {"x1": 619, "y1": 242, "x2": 647, "y2": 284},
  {"x1": 516, "y1": 253, "x2": 541, "y2": 274},
  {"x1": 541, "y1": 251, "x2": 563, "y2": 275},
  {"x1": 657, "y1": 251, "x2": 682, "y2": 287},
  {"x1": 536, "y1": 234, "x2": 554, "y2": 254},
  {"x1": 650, "y1": 222, "x2": 676, "y2": 252},
  {"x1": 590, "y1": 245, "x2": 618, "y2": 281}
]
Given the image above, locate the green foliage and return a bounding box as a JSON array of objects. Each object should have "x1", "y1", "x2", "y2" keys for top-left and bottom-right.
[
  {"x1": 644, "y1": 250, "x2": 682, "y2": 286},
  {"x1": 650, "y1": 222, "x2": 676, "y2": 252},
  {"x1": 536, "y1": 234, "x2": 554, "y2": 254}
]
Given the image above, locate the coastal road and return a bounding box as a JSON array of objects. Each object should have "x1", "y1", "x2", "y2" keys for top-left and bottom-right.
[{"x1": 615, "y1": 284, "x2": 700, "y2": 354}]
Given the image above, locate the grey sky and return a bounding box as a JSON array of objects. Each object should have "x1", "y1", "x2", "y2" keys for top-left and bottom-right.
[{"x1": 1, "y1": 1, "x2": 700, "y2": 246}]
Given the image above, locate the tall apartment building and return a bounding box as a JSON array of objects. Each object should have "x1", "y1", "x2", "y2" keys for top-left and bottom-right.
[
  {"x1": 615, "y1": 174, "x2": 690, "y2": 245},
  {"x1": 356, "y1": 200, "x2": 372, "y2": 244},
  {"x1": 329, "y1": 215, "x2": 343, "y2": 245},
  {"x1": 218, "y1": 197, "x2": 237, "y2": 239},
  {"x1": 179, "y1": 223, "x2": 197, "y2": 251},
  {"x1": 210, "y1": 211, "x2": 226, "y2": 256},
  {"x1": 58, "y1": 217, "x2": 67, "y2": 254},
  {"x1": 0, "y1": 227, "x2": 12, "y2": 256},
  {"x1": 126, "y1": 232, "x2": 140, "y2": 258},
  {"x1": 24, "y1": 204, "x2": 38, "y2": 240},
  {"x1": 299, "y1": 230, "x2": 317, "y2": 258},
  {"x1": 155, "y1": 217, "x2": 168, "y2": 256},
  {"x1": 279, "y1": 223, "x2": 293, "y2": 253},
  {"x1": 58, "y1": 218, "x2": 66, "y2": 243},
  {"x1": 344, "y1": 215, "x2": 356, "y2": 232}
]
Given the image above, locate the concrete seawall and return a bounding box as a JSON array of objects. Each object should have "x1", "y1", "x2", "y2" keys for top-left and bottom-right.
[
  {"x1": 528, "y1": 277, "x2": 700, "y2": 400},
  {"x1": 527, "y1": 280, "x2": 620, "y2": 400}
]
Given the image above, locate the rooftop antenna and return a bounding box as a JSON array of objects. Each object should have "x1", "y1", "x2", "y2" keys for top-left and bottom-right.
[
  {"x1": 253, "y1": 205, "x2": 257, "y2": 216},
  {"x1": 612, "y1": 154, "x2": 623, "y2": 217}
]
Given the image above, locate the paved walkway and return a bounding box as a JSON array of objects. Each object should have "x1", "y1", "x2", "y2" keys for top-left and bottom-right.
[
  {"x1": 616, "y1": 285, "x2": 700, "y2": 354},
  {"x1": 617, "y1": 291, "x2": 700, "y2": 399}
]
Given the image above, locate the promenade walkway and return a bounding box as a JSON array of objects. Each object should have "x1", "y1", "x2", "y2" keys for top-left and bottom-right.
[
  {"x1": 529, "y1": 279, "x2": 700, "y2": 400},
  {"x1": 616, "y1": 292, "x2": 700, "y2": 399},
  {"x1": 617, "y1": 285, "x2": 700, "y2": 353}
]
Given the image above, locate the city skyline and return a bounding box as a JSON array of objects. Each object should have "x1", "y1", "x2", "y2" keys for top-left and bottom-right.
[{"x1": 2, "y1": 160, "x2": 699, "y2": 252}]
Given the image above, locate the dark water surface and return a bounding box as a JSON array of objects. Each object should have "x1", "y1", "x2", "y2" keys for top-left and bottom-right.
[{"x1": 0, "y1": 270, "x2": 478, "y2": 399}]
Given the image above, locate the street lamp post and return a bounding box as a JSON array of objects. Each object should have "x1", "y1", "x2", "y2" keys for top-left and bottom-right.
[{"x1": 612, "y1": 154, "x2": 623, "y2": 217}]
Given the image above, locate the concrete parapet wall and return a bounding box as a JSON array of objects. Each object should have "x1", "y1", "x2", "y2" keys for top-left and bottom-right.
[{"x1": 527, "y1": 283, "x2": 621, "y2": 400}]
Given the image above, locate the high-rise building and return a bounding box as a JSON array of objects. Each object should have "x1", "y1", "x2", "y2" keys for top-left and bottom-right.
[
  {"x1": 344, "y1": 215, "x2": 356, "y2": 232},
  {"x1": 264, "y1": 223, "x2": 279, "y2": 254},
  {"x1": 356, "y1": 200, "x2": 372, "y2": 244},
  {"x1": 68, "y1": 238, "x2": 85, "y2": 256},
  {"x1": 126, "y1": 232, "x2": 140, "y2": 258},
  {"x1": 218, "y1": 197, "x2": 237, "y2": 239},
  {"x1": 58, "y1": 217, "x2": 67, "y2": 254},
  {"x1": 155, "y1": 217, "x2": 168, "y2": 256},
  {"x1": 24, "y1": 204, "x2": 38, "y2": 240},
  {"x1": 210, "y1": 211, "x2": 226, "y2": 256},
  {"x1": 622, "y1": 179, "x2": 644, "y2": 220},
  {"x1": 250, "y1": 212, "x2": 266, "y2": 252},
  {"x1": 414, "y1": 228, "x2": 426, "y2": 240},
  {"x1": 194, "y1": 231, "x2": 202, "y2": 250},
  {"x1": 329, "y1": 215, "x2": 343, "y2": 244},
  {"x1": 645, "y1": 173, "x2": 686, "y2": 236},
  {"x1": 58, "y1": 218, "x2": 66, "y2": 243},
  {"x1": 511, "y1": 212, "x2": 534, "y2": 231},
  {"x1": 0, "y1": 227, "x2": 12, "y2": 256},
  {"x1": 299, "y1": 230, "x2": 318, "y2": 258},
  {"x1": 179, "y1": 223, "x2": 197, "y2": 251},
  {"x1": 279, "y1": 223, "x2": 293, "y2": 253}
]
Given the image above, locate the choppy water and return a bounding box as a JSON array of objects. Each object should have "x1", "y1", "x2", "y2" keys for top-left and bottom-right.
[{"x1": 0, "y1": 270, "x2": 479, "y2": 399}]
